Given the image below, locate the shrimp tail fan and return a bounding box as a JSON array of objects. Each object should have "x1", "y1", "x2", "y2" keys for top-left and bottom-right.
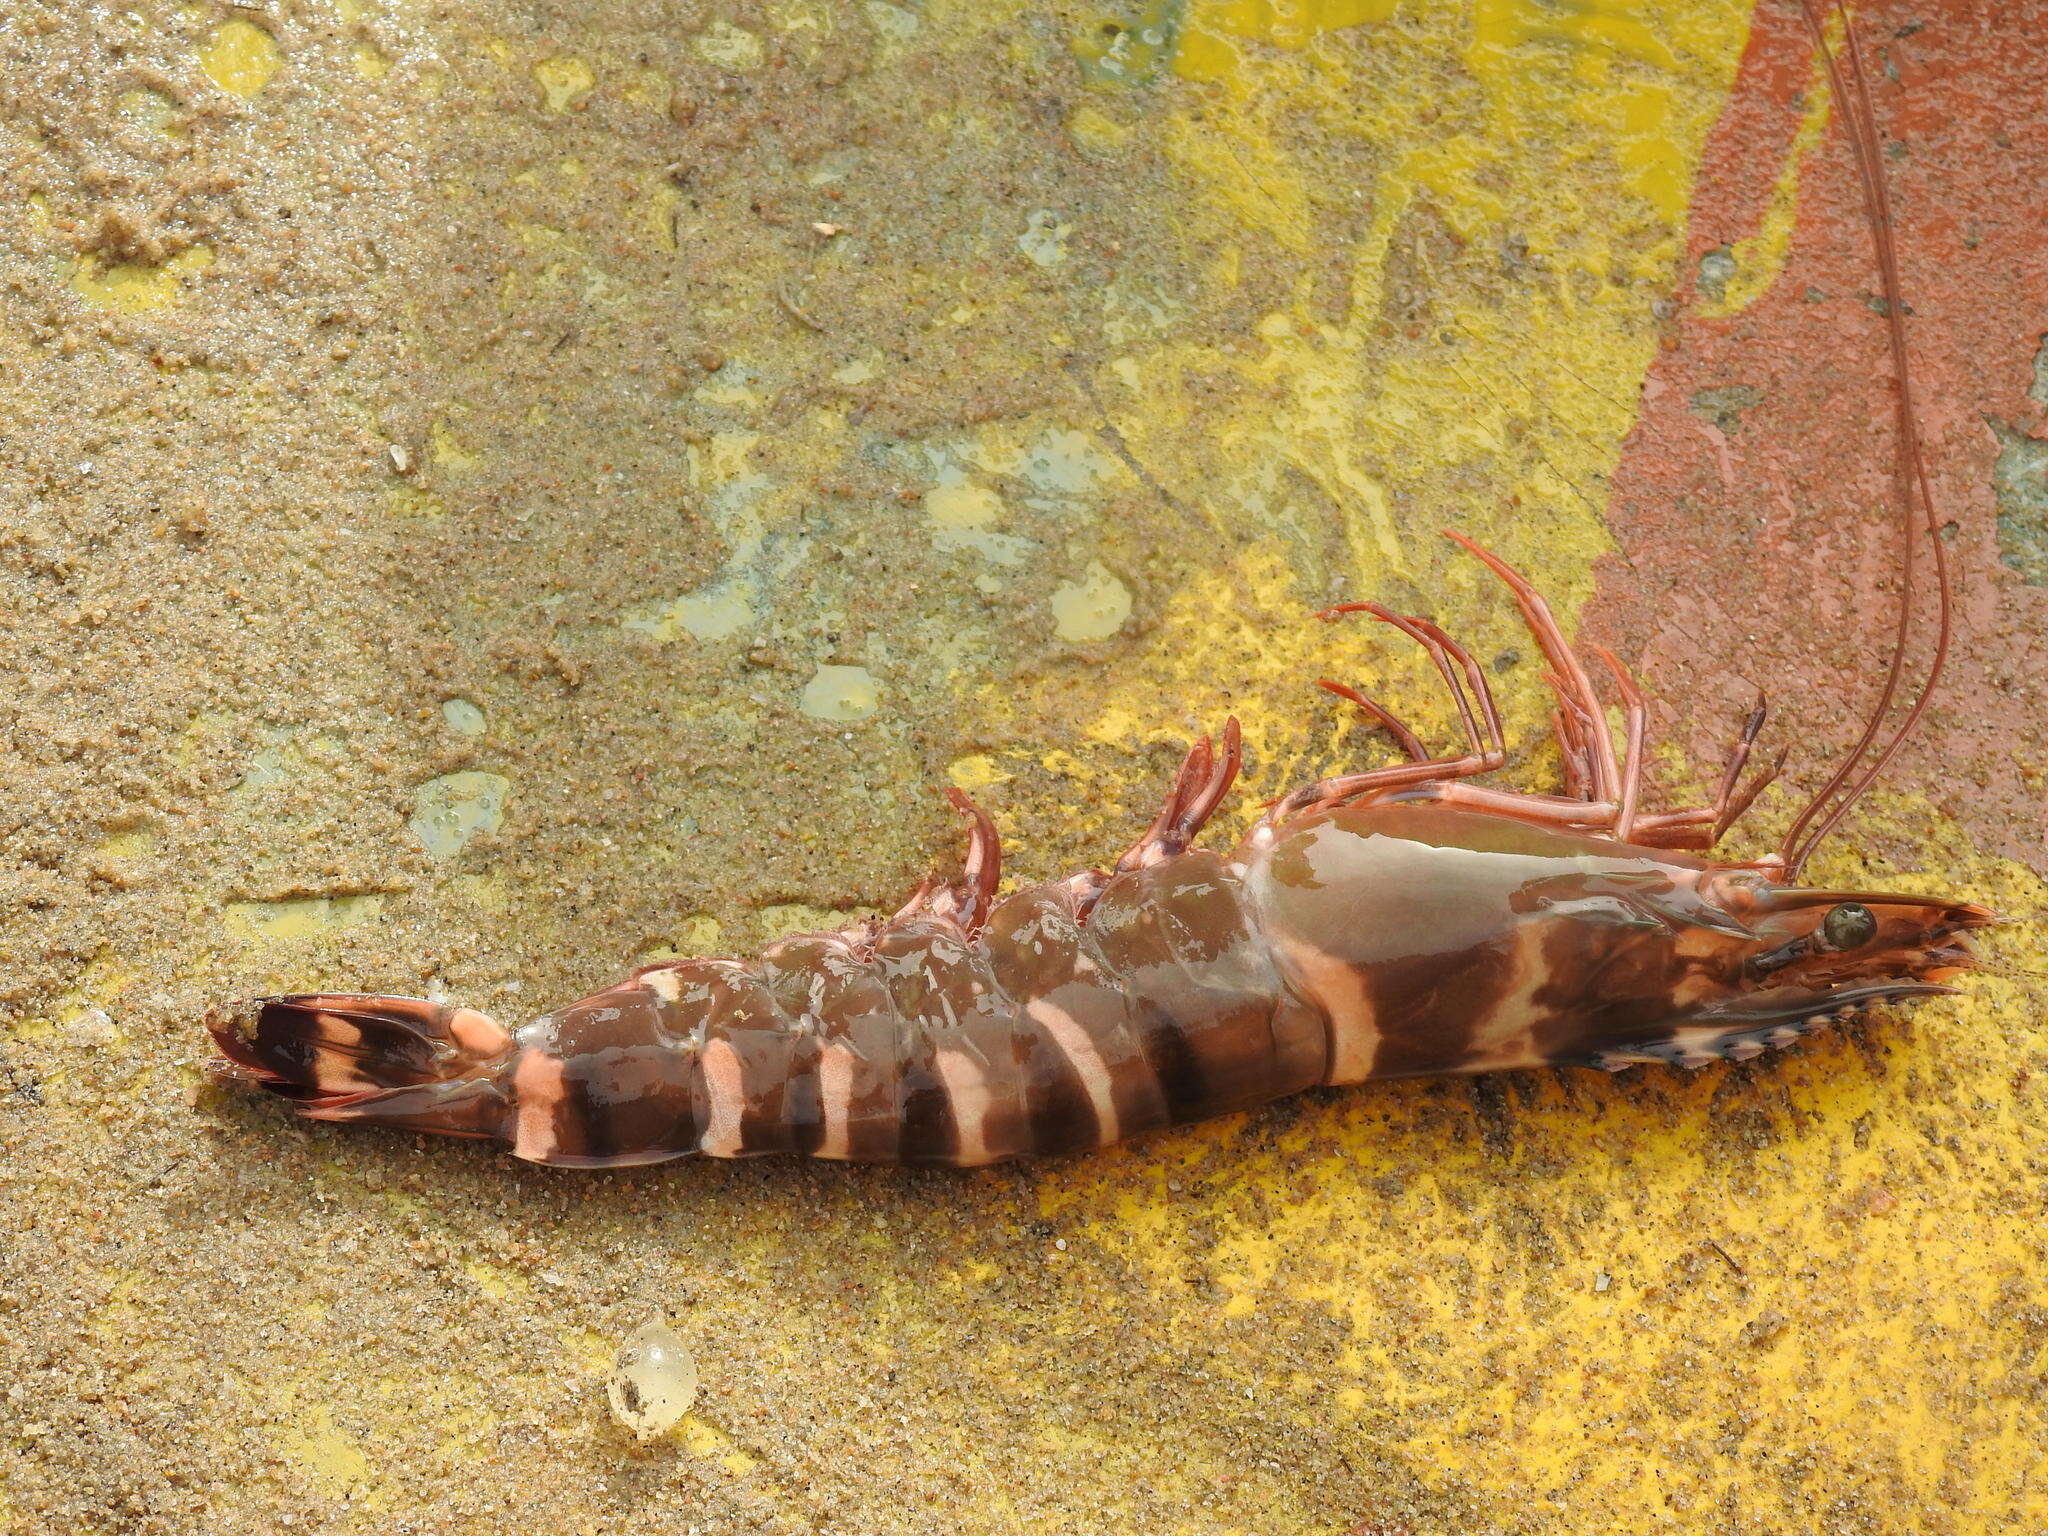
[{"x1": 207, "y1": 994, "x2": 515, "y2": 1138}]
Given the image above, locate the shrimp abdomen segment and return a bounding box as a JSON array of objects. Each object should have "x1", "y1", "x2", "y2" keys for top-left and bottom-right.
[
  {"x1": 1085, "y1": 853, "x2": 1328, "y2": 1122},
  {"x1": 980, "y1": 886, "x2": 1170, "y2": 1156},
  {"x1": 686, "y1": 961, "x2": 818, "y2": 1158},
  {"x1": 870, "y1": 920, "x2": 1031, "y2": 1166},
  {"x1": 757, "y1": 935, "x2": 898, "y2": 1162},
  {"x1": 508, "y1": 985, "x2": 700, "y2": 1167}
]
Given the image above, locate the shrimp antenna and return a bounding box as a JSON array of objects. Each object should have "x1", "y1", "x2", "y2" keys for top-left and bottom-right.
[{"x1": 1776, "y1": 0, "x2": 1953, "y2": 878}]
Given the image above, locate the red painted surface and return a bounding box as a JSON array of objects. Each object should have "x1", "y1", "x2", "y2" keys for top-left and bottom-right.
[{"x1": 1589, "y1": 0, "x2": 2048, "y2": 870}]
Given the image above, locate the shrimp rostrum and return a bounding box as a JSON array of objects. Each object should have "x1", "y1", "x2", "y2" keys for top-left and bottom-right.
[{"x1": 207, "y1": 3, "x2": 1994, "y2": 1168}]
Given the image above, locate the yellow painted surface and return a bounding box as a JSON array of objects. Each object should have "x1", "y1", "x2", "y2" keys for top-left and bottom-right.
[
  {"x1": 799, "y1": 663, "x2": 882, "y2": 722},
  {"x1": 427, "y1": 416, "x2": 480, "y2": 470},
  {"x1": 410, "y1": 770, "x2": 513, "y2": 860},
  {"x1": 269, "y1": 1401, "x2": 376, "y2": 1502},
  {"x1": 224, "y1": 894, "x2": 388, "y2": 940},
  {"x1": 92, "y1": 827, "x2": 158, "y2": 862},
  {"x1": 1053, "y1": 0, "x2": 1761, "y2": 718},
  {"x1": 1049, "y1": 559, "x2": 1134, "y2": 642},
  {"x1": 676, "y1": 1412, "x2": 765, "y2": 1476},
  {"x1": 948, "y1": 753, "x2": 1010, "y2": 791},
  {"x1": 696, "y1": 19, "x2": 767, "y2": 70},
  {"x1": 68, "y1": 245, "x2": 213, "y2": 313},
  {"x1": 118, "y1": 86, "x2": 177, "y2": 135},
  {"x1": 201, "y1": 17, "x2": 282, "y2": 99},
  {"x1": 533, "y1": 55, "x2": 597, "y2": 112},
  {"x1": 382, "y1": 485, "x2": 449, "y2": 520},
  {"x1": 924, "y1": 478, "x2": 1004, "y2": 532},
  {"x1": 464, "y1": 1259, "x2": 530, "y2": 1299},
  {"x1": 621, "y1": 583, "x2": 753, "y2": 641},
  {"x1": 1697, "y1": 11, "x2": 1841, "y2": 318}
]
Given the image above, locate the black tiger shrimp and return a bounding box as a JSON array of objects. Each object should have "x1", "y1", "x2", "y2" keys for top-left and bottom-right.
[{"x1": 208, "y1": 2, "x2": 1993, "y2": 1168}]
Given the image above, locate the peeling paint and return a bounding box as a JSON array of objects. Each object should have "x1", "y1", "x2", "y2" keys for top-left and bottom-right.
[{"x1": 1992, "y1": 416, "x2": 2048, "y2": 585}]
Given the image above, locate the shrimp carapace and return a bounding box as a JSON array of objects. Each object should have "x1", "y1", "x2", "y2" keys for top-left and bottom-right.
[{"x1": 208, "y1": 1, "x2": 1989, "y2": 1167}]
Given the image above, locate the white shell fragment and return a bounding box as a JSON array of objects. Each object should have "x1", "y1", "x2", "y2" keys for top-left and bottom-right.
[{"x1": 606, "y1": 1316, "x2": 697, "y2": 1437}]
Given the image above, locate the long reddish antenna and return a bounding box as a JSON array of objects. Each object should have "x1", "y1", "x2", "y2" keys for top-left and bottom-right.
[{"x1": 1776, "y1": 0, "x2": 1953, "y2": 877}]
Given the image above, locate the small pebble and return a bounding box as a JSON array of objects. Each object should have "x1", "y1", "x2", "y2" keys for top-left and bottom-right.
[
  {"x1": 606, "y1": 1317, "x2": 697, "y2": 1437},
  {"x1": 440, "y1": 697, "x2": 487, "y2": 738},
  {"x1": 63, "y1": 1008, "x2": 116, "y2": 1048},
  {"x1": 800, "y1": 664, "x2": 879, "y2": 723}
]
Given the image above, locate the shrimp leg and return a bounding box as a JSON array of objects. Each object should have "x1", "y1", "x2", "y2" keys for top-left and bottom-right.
[
  {"x1": 893, "y1": 788, "x2": 1005, "y2": 935},
  {"x1": 1443, "y1": 529, "x2": 1622, "y2": 803},
  {"x1": 1262, "y1": 604, "x2": 1506, "y2": 828},
  {"x1": 1269, "y1": 538, "x2": 1785, "y2": 852},
  {"x1": 1116, "y1": 717, "x2": 1244, "y2": 873}
]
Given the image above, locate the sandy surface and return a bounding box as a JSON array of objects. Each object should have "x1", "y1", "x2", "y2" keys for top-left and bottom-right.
[{"x1": 2, "y1": 2, "x2": 2044, "y2": 1532}]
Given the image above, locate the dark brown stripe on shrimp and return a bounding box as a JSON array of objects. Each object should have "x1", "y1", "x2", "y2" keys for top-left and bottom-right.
[
  {"x1": 1087, "y1": 853, "x2": 1326, "y2": 1122},
  {"x1": 758, "y1": 934, "x2": 902, "y2": 1162},
  {"x1": 980, "y1": 885, "x2": 1170, "y2": 1154}
]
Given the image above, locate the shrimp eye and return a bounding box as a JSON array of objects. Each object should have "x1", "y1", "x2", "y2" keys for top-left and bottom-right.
[{"x1": 1821, "y1": 901, "x2": 1879, "y2": 950}]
